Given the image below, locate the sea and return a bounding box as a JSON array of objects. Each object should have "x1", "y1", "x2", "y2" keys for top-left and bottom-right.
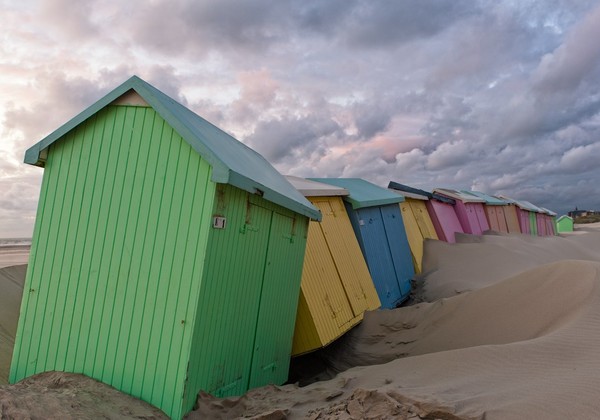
[{"x1": 0, "y1": 238, "x2": 32, "y2": 248}]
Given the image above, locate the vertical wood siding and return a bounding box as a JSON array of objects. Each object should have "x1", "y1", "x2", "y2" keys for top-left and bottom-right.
[
  {"x1": 399, "y1": 201, "x2": 423, "y2": 273},
  {"x1": 400, "y1": 199, "x2": 439, "y2": 274},
  {"x1": 344, "y1": 203, "x2": 413, "y2": 309},
  {"x1": 291, "y1": 196, "x2": 380, "y2": 356},
  {"x1": 503, "y1": 205, "x2": 522, "y2": 234},
  {"x1": 183, "y1": 184, "x2": 308, "y2": 413},
  {"x1": 11, "y1": 105, "x2": 215, "y2": 419},
  {"x1": 426, "y1": 200, "x2": 464, "y2": 243},
  {"x1": 529, "y1": 212, "x2": 538, "y2": 236},
  {"x1": 409, "y1": 199, "x2": 438, "y2": 240}
]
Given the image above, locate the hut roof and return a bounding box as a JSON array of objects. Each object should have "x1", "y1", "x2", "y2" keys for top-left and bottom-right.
[
  {"x1": 24, "y1": 75, "x2": 320, "y2": 220},
  {"x1": 285, "y1": 176, "x2": 348, "y2": 197},
  {"x1": 387, "y1": 181, "x2": 456, "y2": 204},
  {"x1": 539, "y1": 207, "x2": 557, "y2": 216},
  {"x1": 309, "y1": 178, "x2": 404, "y2": 209},
  {"x1": 497, "y1": 195, "x2": 542, "y2": 213},
  {"x1": 433, "y1": 188, "x2": 486, "y2": 203},
  {"x1": 387, "y1": 181, "x2": 429, "y2": 201},
  {"x1": 557, "y1": 215, "x2": 573, "y2": 222},
  {"x1": 462, "y1": 190, "x2": 507, "y2": 205}
]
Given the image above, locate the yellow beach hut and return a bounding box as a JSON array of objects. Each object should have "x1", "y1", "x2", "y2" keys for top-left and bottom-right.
[
  {"x1": 388, "y1": 181, "x2": 439, "y2": 273},
  {"x1": 287, "y1": 176, "x2": 380, "y2": 356}
]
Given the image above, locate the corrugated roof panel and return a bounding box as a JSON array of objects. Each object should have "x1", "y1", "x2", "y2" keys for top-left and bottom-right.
[{"x1": 310, "y1": 178, "x2": 404, "y2": 209}]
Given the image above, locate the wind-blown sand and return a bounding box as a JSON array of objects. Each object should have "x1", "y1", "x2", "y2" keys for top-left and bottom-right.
[{"x1": 2, "y1": 226, "x2": 600, "y2": 419}]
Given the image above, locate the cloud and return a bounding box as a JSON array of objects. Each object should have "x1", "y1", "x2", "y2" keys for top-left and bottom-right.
[
  {"x1": 559, "y1": 143, "x2": 600, "y2": 173},
  {"x1": 4, "y1": 0, "x2": 600, "y2": 235},
  {"x1": 533, "y1": 3, "x2": 600, "y2": 93},
  {"x1": 245, "y1": 114, "x2": 341, "y2": 163}
]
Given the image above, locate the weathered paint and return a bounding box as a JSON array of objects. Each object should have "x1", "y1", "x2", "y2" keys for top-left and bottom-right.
[
  {"x1": 387, "y1": 183, "x2": 438, "y2": 273},
  {"x1": 290, "y1": 193, "x2": 380, "y2": 356},
  {"x1": 556, "y1": 215, "x2": 574, "y2": 233},
  {"x1": 464, "y1": 191, "x2": 509, "y2": 233},
  {"x1": 502, "y1": 204, "x2": 522, "y2": 234},
  {"x1": 185, "y1": 184, "x2": 309, "y2": 404},
  {"x1": 310, "y1": 179, "x2": 414, "y2": 309},
  {"x1": 434, "y1": 189, "x2": 489, "y2": 235},
  {"x1": 14, "y1": 78, "x2": 314, "y2": 419},
  {"x1": 426, "y1": 198, "x2": 464, "y2": 243},
  {"x1": 11, "y1": 106, "x2": 216, "y2": 419},
  {"x1": 399, "y1": 200, "x2": 424, "y2": 272}
]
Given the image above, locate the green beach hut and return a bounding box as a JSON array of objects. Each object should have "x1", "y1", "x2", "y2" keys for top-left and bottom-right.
[
  {"x1": 11, "y1": 76, "x2": 320, "y2": 419},
  {"x1": 556, "y1": 215, "x2": 574, "y2": 233}
]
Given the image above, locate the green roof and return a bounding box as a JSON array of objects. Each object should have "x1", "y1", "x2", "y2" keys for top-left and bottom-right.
[
  {"x1": 24, "y1": 75, "x2": 320, "y2": 220},
  {"x1": 309, "y1": 178, "x2": 404, "y2": 209}
]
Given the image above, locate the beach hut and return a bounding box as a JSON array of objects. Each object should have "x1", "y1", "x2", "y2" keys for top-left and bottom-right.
[
  {"x1": 310, "y1": 178, "x2": 414, "y2": 309},
  {"x1": 423, "y1": 191, "x2": 464, "y2": 243},
  {"x1": 498, "y1": 196, "x2": 534, "y2": 235},
  {"x1": 540, "y1": 208, "x2": 558, "y2": 235},
  {"x1": 494, "y1": 197, "x2": 522, "y2": 234},
  {"x1": 520, "y1": 200, "x2": 545, "y2": 236},
  {"x1": 462, "y1": 191, "x2": 509, "y2": 234},
  {"x1": 433, "y1": 188, "x2": 490, "y2": 235},
  {"x1": 556, "y1": 215, "x2": 574, "y2": 233},
  {"x1": 387, "y1": 181, "x2": 439, "y2": 273},
  {"x1": 286, "y1": 176, "x2": 380, "y2": 356},
  {"x1": 11, "y1": 76, "x2": 320, "y2": 419}
]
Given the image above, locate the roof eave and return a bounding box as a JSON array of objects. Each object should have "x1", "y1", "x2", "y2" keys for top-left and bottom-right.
[{"x1": 228, "y1": 172, "x2": 322, "y2": 221}]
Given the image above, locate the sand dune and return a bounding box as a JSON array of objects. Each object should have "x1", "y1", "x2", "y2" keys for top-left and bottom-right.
[
  {"x1": 3, "y1": 228, "x2": 600, "y2": 419},
  {"x1": 190, "y1": 229, "x2": 600, "y2": 419}
]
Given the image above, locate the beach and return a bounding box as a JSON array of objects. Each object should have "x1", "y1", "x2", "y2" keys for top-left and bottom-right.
[{"x1": 2, "y1": 225, "x2": 600, "y2": 418}]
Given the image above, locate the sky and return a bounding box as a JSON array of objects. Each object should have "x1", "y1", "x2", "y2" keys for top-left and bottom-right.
[{"x1": 2, "y1": 0, "x2": 600, "y2": 238}]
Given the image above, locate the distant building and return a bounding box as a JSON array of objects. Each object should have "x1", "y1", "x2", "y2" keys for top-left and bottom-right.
[{"x1": 568, "y1": 209, "x2": 600, "y2": 218}]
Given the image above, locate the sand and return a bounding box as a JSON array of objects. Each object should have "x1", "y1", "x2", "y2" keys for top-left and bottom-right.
[{"x1": 2, "y1": 226, "x2": 600, "y2": 419}]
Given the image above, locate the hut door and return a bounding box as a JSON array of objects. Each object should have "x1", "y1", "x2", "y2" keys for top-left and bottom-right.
[
  {"x1": 399, "y1": 201, "x2": 423, "y2": 273},
  {"x1": 474, "y1": 205, "x2": 489, "y2": 232},
  {"x1": 318, "y1": 198, "x2": 370, "y2": 316},
  {"x1": 380, "y1": 205, "x2": 413, "y2": 298},
  {"x1": 355, "y1": 207, "x2": 402, "y2": 308},
  {"x1": 249, "y1": 212, "x2": 301, "y2": 389}
]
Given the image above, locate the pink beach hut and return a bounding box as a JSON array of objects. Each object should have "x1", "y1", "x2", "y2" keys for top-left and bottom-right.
[
  {"x1": 540, "y1": 208, "x2": 557, "y2": 235},
  {"x1": 433, "y1": 188, "x2": 490, "y2": 235},
  {"x1": 520, "y1": 200, "x2": 547, "y2": 236},
  {"x1": 461, "y1": 190, "x2": 510, "y2": 234},
  {"x1": 425, "y1": 191, "x2": 465, "y2": 243}
]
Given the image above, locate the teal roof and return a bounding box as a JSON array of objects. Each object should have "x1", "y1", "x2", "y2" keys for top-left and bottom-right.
[
  {"x1": 518, "y1": 200, "x2": 545, "y2": 213},
  {"x1": 540, "y1": 207, "x2": 557, "y2": 216},
  {"x1": 462, "y1": 190, "x2": 507, "y2": 205},
  {"x1": 499, "y1": 195, "x2": 543, "y2": 213},
  {"x1": 309, "y1": 178, "x2": 404, "y2": 209},
  {"x1": 24, "y1": 76, "x2": 320, "y2": 221}
]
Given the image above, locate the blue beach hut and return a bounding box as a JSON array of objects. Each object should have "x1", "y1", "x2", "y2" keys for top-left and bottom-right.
[{"x1": 310, "y1": 178, "x2": 414, "y2": 308}]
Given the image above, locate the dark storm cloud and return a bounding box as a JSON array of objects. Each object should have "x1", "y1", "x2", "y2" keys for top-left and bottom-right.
[
  {"x1": 341, "y1": 0, "x2": 477, "y2": 48},
  {"x1": 129, "y1": 0, "x2": 476, "y2": 55},
  {"x1": 245, "y1": 114, "x2": 341, "y2": 163}
]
